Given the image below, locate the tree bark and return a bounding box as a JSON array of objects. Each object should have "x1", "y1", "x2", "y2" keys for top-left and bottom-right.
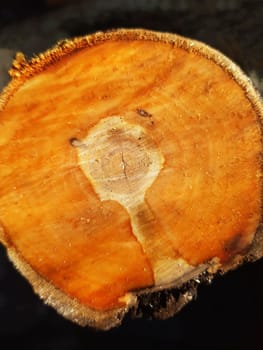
[{"x1": 0, "y1": 29, "x2": 262, "y2": 329}]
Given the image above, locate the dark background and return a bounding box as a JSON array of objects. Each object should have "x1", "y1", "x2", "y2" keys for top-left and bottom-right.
[{"x1": 0, "y1": 1, "x2": 263, "y2": 349}]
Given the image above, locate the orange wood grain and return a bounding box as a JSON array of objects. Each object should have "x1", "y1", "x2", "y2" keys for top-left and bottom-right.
[{"x1": 0, "y1": 31, "x2": 262, "y2": 313}]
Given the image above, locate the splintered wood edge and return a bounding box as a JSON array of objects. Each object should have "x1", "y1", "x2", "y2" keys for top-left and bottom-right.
[
  {"x1": 0, "y1": 28, "x2": 263, "y2": 329},
  {"x1": 1, "y1": 29, "x2": 263, "y2": 119},
  {"x1": 6, "y1": 239, "x2": 211, "y2": 329},
  {"x1": 6, "y1": 246, "x2": 132, "y2": 330}
]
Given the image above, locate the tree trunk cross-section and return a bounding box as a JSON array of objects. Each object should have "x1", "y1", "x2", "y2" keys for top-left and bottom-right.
[{"x1": 0, "y1": 29, "x2": 263, "y2": 329}]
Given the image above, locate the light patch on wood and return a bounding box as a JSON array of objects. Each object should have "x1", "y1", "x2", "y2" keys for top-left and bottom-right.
[
  {"x1": 75, "y1": 117, "x2": 163, "y2": 206},
  {"x1": 74, "y1": 116, "x2": 194, "y2": 285}
]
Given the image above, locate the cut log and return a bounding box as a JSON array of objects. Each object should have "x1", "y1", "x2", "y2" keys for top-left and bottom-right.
[{"x1": 0, "y1": 29, "x2": 262, "y2": 330}]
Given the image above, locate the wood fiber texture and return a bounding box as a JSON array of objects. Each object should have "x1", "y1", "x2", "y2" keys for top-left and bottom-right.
[{"x1": 0, "y1": 29, "x2": 263, "y2": 329}]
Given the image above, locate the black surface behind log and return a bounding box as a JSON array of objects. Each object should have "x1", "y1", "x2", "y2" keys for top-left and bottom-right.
[{"x1": 0, "y1": 1, "x2": 263, "y2": 349}]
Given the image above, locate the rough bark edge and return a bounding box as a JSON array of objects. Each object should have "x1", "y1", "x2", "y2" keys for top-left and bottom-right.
[
  {"x1": 1, "y1": 28, "x2": 263, "y2": 119},
  {"x1": 6, "y1": 246, "x2": 135, "y2": 330},
  {"x1": 0, "y1": 28, "x2": 262, "y2": 329},
  {"x1": 6, "y1": 238, "x2": 212, "y2": 329},
  {"x1": 3, "y1": 234, "x2": 260, "y2": 329}
]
